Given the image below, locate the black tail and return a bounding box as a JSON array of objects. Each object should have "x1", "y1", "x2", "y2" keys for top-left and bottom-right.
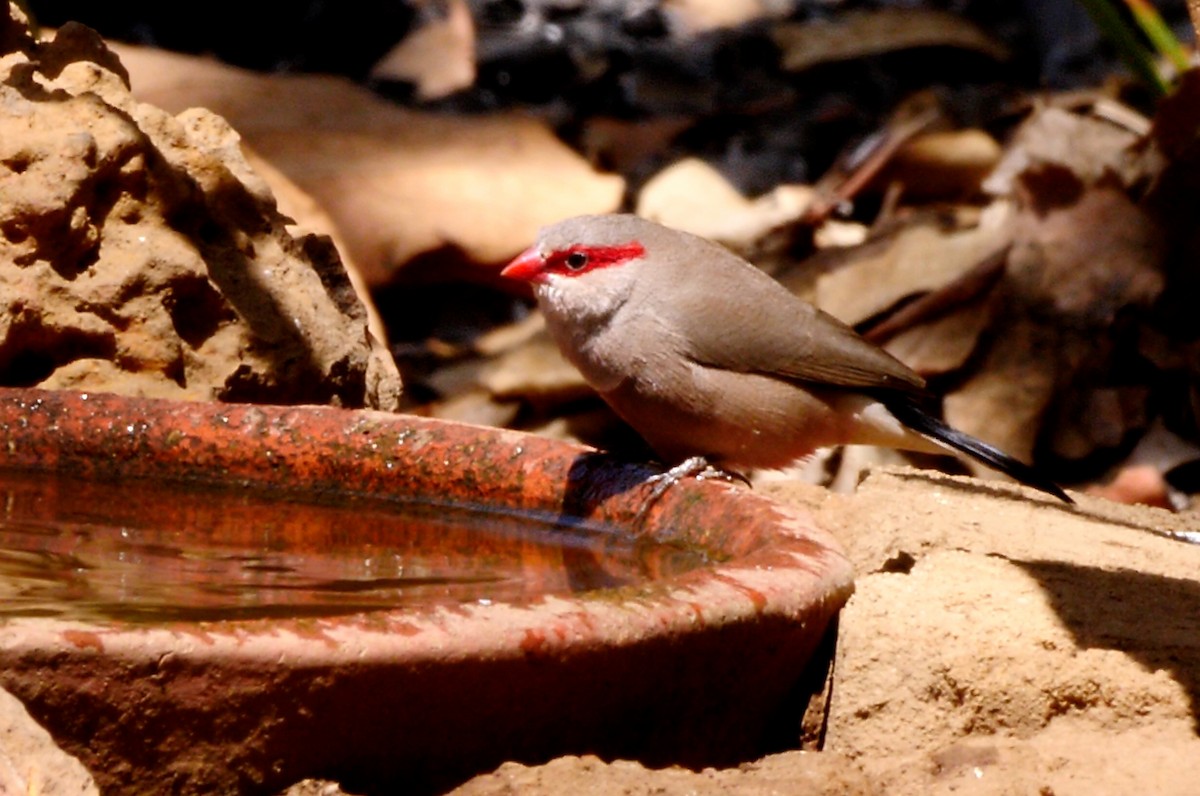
[{"x1": 886, "y1": 398, "x2": 1073, "y2": 504}]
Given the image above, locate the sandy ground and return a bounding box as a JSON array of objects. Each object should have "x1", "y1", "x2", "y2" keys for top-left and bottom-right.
[{"x1": 451, "y1": 467, "x2": 1200, "y2": 796}]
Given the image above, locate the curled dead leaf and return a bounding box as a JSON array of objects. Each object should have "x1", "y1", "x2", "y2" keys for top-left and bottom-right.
[{"x1": 773, "y1": 8, "x2": 1008, "y2": 73}]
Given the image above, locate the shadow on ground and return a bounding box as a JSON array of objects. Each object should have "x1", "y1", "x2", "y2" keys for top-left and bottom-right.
[{"x1": 1016, "y1": 559, "x2": 1200, "y2": 733}]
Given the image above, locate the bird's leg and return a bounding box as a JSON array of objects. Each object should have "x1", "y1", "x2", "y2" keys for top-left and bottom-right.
[
  {"x1": 635, "y1": 456, "x2": 751, "y2": 523},
  {"x1": 644, "y1": 455, "x2": 712, "y2": 503}
]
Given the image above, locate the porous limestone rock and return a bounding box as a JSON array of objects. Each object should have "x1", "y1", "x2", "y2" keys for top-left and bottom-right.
[{"x1": 0, "y1": 4, "x2": 402, "y2": 408}]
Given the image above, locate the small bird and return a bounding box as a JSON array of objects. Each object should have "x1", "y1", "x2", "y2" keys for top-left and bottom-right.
[{"x1": 502, "y1": 214, "x2": 1071, "y2": 503}]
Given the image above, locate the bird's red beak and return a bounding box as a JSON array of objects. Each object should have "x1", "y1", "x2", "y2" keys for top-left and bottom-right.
[{"x1": 501, "y1": 246, "x2": 545, "y2": 283}]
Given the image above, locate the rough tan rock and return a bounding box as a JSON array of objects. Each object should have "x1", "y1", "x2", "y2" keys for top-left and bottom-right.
[
  {"x1": 452, "y1": 752, "x2": 876, "y2": 796},
  {"x1": 238, "y1": 146, "x2": 391, "y2": 348},
  {"x1": 763, "y1": 467, "x2": 1200, "y2": 796},
  {"x1": 0, "y1": 6, "x2": 401, "y2": 408}
]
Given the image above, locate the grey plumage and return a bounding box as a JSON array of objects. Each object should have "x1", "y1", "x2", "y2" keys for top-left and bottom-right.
[{"x1": 506, "y1": 214, "x2": 1071, "y2": 503}]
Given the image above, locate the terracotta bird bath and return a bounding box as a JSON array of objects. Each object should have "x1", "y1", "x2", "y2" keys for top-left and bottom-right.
[{"x1": 0, "y1": 387, "x2": 853, "y2": 794}]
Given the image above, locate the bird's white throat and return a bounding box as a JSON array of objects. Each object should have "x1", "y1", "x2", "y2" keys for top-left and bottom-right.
[{"x1": 535, "y1": 272, "x2": 631, "y2": 328}]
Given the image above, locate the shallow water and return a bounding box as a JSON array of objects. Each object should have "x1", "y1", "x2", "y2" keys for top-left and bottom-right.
[{"x1": 0, "y1": 469, "x2": 711, "y2": 623}]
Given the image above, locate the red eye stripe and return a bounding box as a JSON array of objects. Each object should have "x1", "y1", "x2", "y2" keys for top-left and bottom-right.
[{"x1": 545, "y1": 242, "x2": 646, "y2": 276}]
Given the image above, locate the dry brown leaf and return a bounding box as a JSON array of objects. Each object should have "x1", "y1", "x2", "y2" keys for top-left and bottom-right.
[
  {"x1": 479, "y1": 336, "x2": 592, "y2": 409},
  {"x1": 881, "y1": 129, "x2": 1003, "y2": 201},
  {"x1": 907, "y1": 97, "x2": 1168, "y2": 469},
  {"x1": 811, "y1": 221, "x2": 869, "y2": 251},
  {"x1": 420, "y1": 356, "x2": 491, "y2": 400},
  {"x1": 637, "y1": 158, "x2": 753, "y2": 230},
  {"x1": 813, "y1": 207, "x2": 1013, "y2": 326},
  {"x1": 983, "y1": 106, "x2": 1141, "y2": 197},
  {"x1": 864, "y1": 242, "x2": 1007, "y2": 344},
  {"x1": 636, "y1": 158, "x2": 814, "y2": 261},
  {"x1": 112, "y1": 43, "x2": 624, "y2": 286},
  {"x1": 944, "y1": 181, "x2": 1164, "y2": 467},
  {"x1": 369, "y1": 0, "x2": 475, "y2": 100},
  {"x1": 662, "y1": 0, "x2": 789, "y2": 33},
  {"x1": 1007, "y1": 185, "x2": 1164, "y2": 322},
  {"x1": 882, "y1": 294, "x2": 995, "y2": 376},
  {"x1": 471, "y1": 312, "x2": 547, "y2": 358},
  {"x1": 429, "y1": 389, "x2": 521, "y2": 428},
  {"x1": 579, "y1": 116, "x2": 695, "y2": 176},
  {"x1": 943, "y1": 321, "x2": 1059, "y2": 469},
  {"x1": 1049, "y1": 386, "x2": 1150, "y2": 460},
  {"x1": 772, "y1": 8, "x2": 1008, "y2": 73}
]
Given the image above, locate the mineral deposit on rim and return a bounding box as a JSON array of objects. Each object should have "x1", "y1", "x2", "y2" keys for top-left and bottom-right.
[{"x1": 0, "y1": 4, "x2": 402, "y2": 409}]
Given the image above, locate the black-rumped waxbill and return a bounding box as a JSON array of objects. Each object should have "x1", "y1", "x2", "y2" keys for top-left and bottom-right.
[{"x1": 502, "y1": 214, "x2": 1070, "y2": 503}]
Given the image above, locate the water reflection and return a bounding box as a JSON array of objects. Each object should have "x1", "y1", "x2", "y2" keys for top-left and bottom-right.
[{"x1": 0, "y1": 470, "x2": 711, "y2": 623}]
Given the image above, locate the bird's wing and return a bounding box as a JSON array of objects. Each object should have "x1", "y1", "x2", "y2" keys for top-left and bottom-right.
[{"x1": 658, "y1": 253, "x2": 927, "y2": 395}]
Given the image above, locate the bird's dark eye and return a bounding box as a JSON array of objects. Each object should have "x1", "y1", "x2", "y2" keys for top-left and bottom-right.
[{"x1": 565, "y1": 251, "x2": 588, "y2": 270}]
